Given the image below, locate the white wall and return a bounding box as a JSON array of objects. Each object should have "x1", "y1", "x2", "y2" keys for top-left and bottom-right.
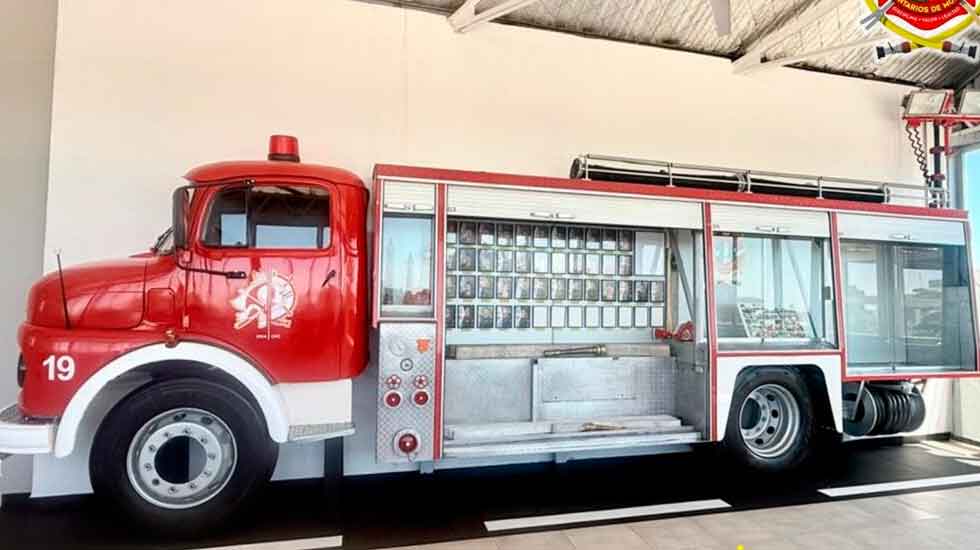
[
  {"x1": 0, "y1": 0, "x2": 58, "y2": 494},
  {"x1": 44, "y1": 0, "x2": 922, "y2": 271}
]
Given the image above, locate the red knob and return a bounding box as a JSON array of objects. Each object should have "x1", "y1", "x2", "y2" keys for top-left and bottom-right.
[
  {"x1": 397, "y1": 433, "x2": 419, "y2": 455},
  {"x1": 384, "y1": 390, "x2": 402, "y2": 408},
  {"x1": 413, "y1": 390, "x2": 430, "y2": 406},
  {"x1": 414, "y1": 375, "x2": 429, "y2": 389}
]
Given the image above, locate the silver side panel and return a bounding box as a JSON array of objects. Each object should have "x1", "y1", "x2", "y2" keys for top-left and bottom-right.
[{"x1": 376, "y1": 322, "x2": 437, "y2": 464}]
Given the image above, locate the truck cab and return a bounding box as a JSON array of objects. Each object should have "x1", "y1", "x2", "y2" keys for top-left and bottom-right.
[{"x1": 4, "y1": 136, "x2": 368, "y2": 533}]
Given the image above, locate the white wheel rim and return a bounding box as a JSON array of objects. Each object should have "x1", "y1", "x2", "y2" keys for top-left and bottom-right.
[
  {"x1": 126, "y1": 408, "x2": 237, "y2": 510},
  {"x1": 738, "y1": 384, "x2": 801, "y2": 460}
]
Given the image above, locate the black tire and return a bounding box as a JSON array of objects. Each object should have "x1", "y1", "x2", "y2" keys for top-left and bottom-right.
[
  {"x1": 90, "y1": 378, "x2": 278, "y2": 536},
  {"x1": 724, "y1": 367, "x2": 816, "y2": 472}
]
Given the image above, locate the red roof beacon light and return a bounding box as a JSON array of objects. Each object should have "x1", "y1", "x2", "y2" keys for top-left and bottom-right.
[{"x1": 268, "y1": 135, "x2": 300, "y2": 162}]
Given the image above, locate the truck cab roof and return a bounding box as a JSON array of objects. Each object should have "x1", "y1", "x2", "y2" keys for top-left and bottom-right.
[{"x1": 185, "y1": 160, "x2": 366, "y2": 189}]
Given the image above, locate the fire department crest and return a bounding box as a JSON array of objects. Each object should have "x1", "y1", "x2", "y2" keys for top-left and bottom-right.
[
  {"x1": 230, "y1": 270, "x2": 296, "y2": 332},
  {"x1": 863, "y1": 0, "x2": 979, "y2": 60}
]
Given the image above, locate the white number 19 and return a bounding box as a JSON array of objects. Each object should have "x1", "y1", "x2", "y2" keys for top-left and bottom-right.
[{"x1": 43, "y1": 354, "x2": 75, "y2": 382}]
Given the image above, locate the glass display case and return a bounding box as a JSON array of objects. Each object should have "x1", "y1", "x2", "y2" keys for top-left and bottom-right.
[{"x1": 445, "y1": 218, "x2": 667, "y2": 336}]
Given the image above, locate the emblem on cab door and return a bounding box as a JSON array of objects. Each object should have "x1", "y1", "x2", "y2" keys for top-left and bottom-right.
[{"x1": 230, "y1": 270, "x2": 296, "y2": 333}]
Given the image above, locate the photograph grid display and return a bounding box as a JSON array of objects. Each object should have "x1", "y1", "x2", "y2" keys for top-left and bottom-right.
[{"x1": 447, "y1": 218, "x2": 667, "y2": 330}]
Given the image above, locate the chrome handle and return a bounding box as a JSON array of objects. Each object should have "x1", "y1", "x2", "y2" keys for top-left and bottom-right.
[
  {"x1": 890, "y1": 233, "x2": 911, "y2": 240},
  {"x1": 530, "y1": 212, "x2": 554, "y2": 219},
  {"x1": 755, "y1": 225, "x2": 777, "y2": 233},
  {"x1": 384, "y1": 202, "x2": 410, "y2": 211},
  {"x1": 412, "y1": 204, "x2": 434, "y2": 212},
  {"x1": 555, "y1": 213, "x2": 576, "y2": 220}
]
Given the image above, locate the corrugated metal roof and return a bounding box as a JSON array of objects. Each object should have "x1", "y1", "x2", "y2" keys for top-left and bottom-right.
[{"x1": 373, "y1": 0, "x2": 980, "y2": 88}]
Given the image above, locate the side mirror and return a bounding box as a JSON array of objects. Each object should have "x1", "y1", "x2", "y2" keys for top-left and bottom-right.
[{"x1": 172, "y1": 187, "x2": 190, "y2": 250}]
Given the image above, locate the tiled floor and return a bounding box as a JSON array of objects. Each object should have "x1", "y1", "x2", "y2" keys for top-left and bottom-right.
[{"x1": 388, "y1": 485, "x2": 980, "y2": 550}]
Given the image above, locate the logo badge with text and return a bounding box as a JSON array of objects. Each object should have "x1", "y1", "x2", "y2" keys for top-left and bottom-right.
[{"x1": 863, "y1": 0, "x2": 979, "y2": 60}]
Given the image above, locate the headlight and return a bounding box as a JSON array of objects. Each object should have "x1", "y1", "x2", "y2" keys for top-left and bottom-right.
[{"x1": 16, "y1": 355, "x2": 26, "y2": 388}]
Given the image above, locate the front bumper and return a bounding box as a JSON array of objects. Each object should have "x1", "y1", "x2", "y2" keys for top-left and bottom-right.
[{"x1": 0, "y1": 403, "x2": 54, "y2": 454}]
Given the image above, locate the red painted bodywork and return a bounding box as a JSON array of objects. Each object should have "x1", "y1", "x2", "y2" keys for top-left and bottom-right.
[{"x1": 18, "y1": 143, "x2": 369, "y2": 418}]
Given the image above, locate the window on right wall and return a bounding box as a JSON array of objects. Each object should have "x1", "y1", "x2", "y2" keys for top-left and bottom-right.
[{"x1": 841, "y1": 240, "x2": 977, "y2": 373}]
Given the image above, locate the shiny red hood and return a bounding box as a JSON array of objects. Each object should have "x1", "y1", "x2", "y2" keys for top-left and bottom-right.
[{"x1": 27, "y1": 257, "x2": 147, "y2": 330}]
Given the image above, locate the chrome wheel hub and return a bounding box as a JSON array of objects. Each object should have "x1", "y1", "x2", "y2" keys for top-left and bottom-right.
[
  {"x1": 738, "y1": 384, "x2": 800, "y2": 459},
  {"x1": 126, "y1": 408, "x2": 237, "y2": 509}
]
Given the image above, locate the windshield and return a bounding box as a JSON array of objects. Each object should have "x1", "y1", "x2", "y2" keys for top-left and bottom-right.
[{"x1": 152, "y1": 227, "x2": 174, "y2": 255}]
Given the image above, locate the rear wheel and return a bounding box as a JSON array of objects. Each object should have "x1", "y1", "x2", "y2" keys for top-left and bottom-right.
[
  {"x1": 724, "y1": 368, "x2": 815, "y2": 472},
  {"x1": 91, "y1": 378, "x2": 278, "y2": 535}
]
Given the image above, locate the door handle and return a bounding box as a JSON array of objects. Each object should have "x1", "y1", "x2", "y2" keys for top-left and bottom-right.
[{"x1": 322, "y1": 269, "x2": 337, "y2": 287}]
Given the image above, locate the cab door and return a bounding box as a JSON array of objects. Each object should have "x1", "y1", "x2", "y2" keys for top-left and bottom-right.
[{"x1": 185, "y1": 181, "x2": 342, "y2": 382}]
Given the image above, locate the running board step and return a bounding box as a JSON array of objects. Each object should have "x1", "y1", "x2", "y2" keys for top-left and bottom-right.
[
  {"x1": 443, "y1": 431, "x2": 701, "y2": 458},
  {"x1": 445, "y1": 415, "x2": 683, "y2": 441},
  {"x1": 288, "y1": 422, "x2": 355, "y2": 442}
]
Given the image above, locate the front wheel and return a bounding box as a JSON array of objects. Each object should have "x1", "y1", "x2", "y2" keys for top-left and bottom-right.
[
  {"x1": 90, "y1": 378, "x2": 278, "y2": 535},
  {"x1": 724, "y1": 368, "x2": 816, "y2": 472}
]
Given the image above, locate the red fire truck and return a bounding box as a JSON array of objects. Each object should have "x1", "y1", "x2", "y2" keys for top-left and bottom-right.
[{"x1": 2, "y1": 136, "x2": 977, "y2": 532}]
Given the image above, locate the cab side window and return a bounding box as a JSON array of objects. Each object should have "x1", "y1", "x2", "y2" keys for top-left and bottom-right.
[{"x1": 202, "y1": 185, "x2": 331, "y2": 249}]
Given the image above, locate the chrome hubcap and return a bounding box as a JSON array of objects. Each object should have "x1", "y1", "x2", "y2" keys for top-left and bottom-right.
[
  {"x1": 126, "y1": 408, "x2": 237, "y2": 509},
  {"x1": 739, "y1": 384, "x2": 800, "y2": 459}
]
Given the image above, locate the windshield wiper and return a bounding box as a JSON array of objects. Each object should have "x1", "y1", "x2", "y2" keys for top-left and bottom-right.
[{"x1": 151, "y1": 227, "x2": 174, "y2": 253}]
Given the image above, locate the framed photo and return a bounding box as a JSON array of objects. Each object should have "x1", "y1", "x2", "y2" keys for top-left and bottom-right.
[
  {"x1": 601, "y1": 280, "x2": 617, "y2": 302},
  {"x1": 634, "y1": 307, "x2": 649, "y2": 328},
  {"x1": 636, "y1": 232, "x2": 666, "y2": 276},
  {"x1": 446, "y1": 275, "x2": 457, "y2": 299},
  {"x1": 496, "y1": 306, "x2": 513, "y2": 329},
  {"x1": 586, "y1": 227, "x2": 602, "y2": 250},
  {"x1": 447, "y1": 220, "x2": 458, "y2": 245},
  {"x1": 568, "y1": 227, "x2": 584, "y2": 249},
  {"x1": 458, "y1": 275, "x2": 476, "y2": 299},
  {"x1": 551, "y1": 306, "x2": 566, "y2": 328},
  {"x1": 515, "y1": 277, "x2": 531, "y2": 300},
  {"x1": 635, "y1": 281, "x2": 651, "y2": 302},
  {"x1": 478, "y1": 249, "x2": 495, "y2": 272},
  {"x1": 459, "y1": 305, "x2": 475, "y2": 329},
  {"x1": 478, "y1": 222, "x2": 495, "y2": 245},
  {"x1": 446, "y1": 305, "x2": 457, "y2": 329},
  {"x1": 533, "y1": 252, "x2": 550, "y2": 274},
  {"x1": 567, "y1": 306, "x2": 584, "y2": 328},
  {"x1": 551, "y1": 252, "x2": 567, "y2": 274},
  {"x1": 602, "y1": 229, "x2": 617, "y2": 251},
  {"x1": 478, "y1": 276, "x2": 494, "y2": 299},
  {"x1": 532, "y1": 278, "x2": 549, "y2": 300},
  {"x1": 459, "y1": 222, "x2": 477, "y2": 245},
  {"x1": 602, "y1": 255, "x2": 617, "y2": 276},
  {"x1": 446, "y1": 247, "x2": 458, "y2": 271},
  {"x1": 586, "y1": 254, "x2": 601, "y2": 275},
  {"x1": 618, "y1": 306, "x2": 633, "y2": 328},
  {"x1": 458, "y1": 248, "x2": 476, "y2": 271},
  {"x1": 569, "y1": 253, "x2": 585, "y2": 274},
  {"x1": 515, "y1": 306, "x2": 531, "y2": 328},
  {"x1": 568, "y1": 279, "x2": 584, "y2": 301},
  {"x1": 532, "y1": 305, "x2": 549, "y2": 328},
  {"x1": 585, "y1": 279, "x2": 600, "y2": 301},
  {"x1": 618, "y1": 230, "x2": 634, "y2": 251},
  {"x1": 618, "y1": 280, "x2": 634, "y2": 302},
  {"x1": 652, "y1": 280, "x2": 666, "y2": 303},
  {"x1": 497, "y1": 249, "x2": 514, "y2": 272},
  {"x1": 497, "y1": 224, "x2": 514, "y2": 246},
  {"x1": 515, "y1": 251, "x2": 531, "y2": 273},
  {"x1": 477, "y1": 305, "x2": 495, "y2": 329},
  {"x1": 618, "y1": 255, "x2": 633, "y2": 276},
  {"x1": 602, "y1": 306, "x2": 617, "y2": 328},
  {"x1": 585, "y1": 306, "x2": 601, "y2": 328},
  {"x1": 551, "y1": 226, "x2": 567, "y2": 248},
  {"x1": 533, "y1": 225, "x2": 550, "y2": 248},
  {"x1": 496, "y1": 277, "x2": 513, "y2": 299},
  {"x1": 550, "y1": 278, "x2": 567, "y2": 300},
  {"x1": 516, "y1": 225, "x2": 532, "y2": 247}
]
